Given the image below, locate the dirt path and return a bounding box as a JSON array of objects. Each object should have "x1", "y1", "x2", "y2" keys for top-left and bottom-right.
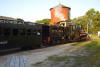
[
  {"x1": 31, "y1": 42, "x2": 90, "y2": 67},
  {"x1": 0, "y1": 43, "x2": 76, "y2": 67}
]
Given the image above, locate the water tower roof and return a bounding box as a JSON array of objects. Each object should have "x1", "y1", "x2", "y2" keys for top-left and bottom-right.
[{"x1": 50, "y1": 4, "x2": 71, "y2": 10}]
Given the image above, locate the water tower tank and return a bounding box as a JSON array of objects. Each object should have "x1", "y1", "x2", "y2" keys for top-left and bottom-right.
[{"x1": 50, "y1": 4, "x2": 71, "y2": 25}]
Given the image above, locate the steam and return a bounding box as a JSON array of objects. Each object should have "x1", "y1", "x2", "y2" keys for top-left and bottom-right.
[{"x1": 54, "y1": 5, "x2": 66, "y2": 21}]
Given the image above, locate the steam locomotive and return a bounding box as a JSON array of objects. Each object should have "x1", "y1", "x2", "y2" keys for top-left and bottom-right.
[{"x1": 0, "y1": 19, "x2": 88, "y2": 50}]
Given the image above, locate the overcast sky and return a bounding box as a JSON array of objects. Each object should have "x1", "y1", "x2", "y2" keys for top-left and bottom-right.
[{"x1": 0, "y1": 0, "x2": 100, "y2": 22}]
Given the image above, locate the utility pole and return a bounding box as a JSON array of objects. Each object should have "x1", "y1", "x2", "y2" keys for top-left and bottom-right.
[
  {"x1": 87, "y1": 23, "x2": 88, "y2": 33},
  {"x1": 87, "y1": 19, "x2": 92, "y2": 34}
]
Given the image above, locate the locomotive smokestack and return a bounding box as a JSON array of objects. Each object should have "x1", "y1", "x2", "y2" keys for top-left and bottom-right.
[{"x1": 50, "y1": 4, "x2": 71, "y2": 25}]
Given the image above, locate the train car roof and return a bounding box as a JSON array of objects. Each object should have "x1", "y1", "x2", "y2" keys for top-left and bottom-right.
[
  {"x1": 0, "y1": 16, "x2": 15, "y2": 20},
  {"x1": 68, "y1": 22, "x2": 76, "y2": 25}
]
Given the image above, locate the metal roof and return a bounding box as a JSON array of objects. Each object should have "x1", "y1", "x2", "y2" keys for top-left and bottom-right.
[
  {"x1": 50, "y1": 4, "x2": 71, "y2": 10},
  {"x1": 0, "y1": 16, "x2": 15, "y2": 20}
]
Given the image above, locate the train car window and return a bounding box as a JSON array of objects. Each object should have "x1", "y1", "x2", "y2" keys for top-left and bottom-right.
[
  {"x1": 0, "y1": 19, "x2": 4, "y2": 23},
  {"x1": 4, "y1": 28, "x2": 10, "y2": 36},
  {"x1": 75, "y1": 25, "x2": 77, "y2": 28},
  {"x1": 13, "y1": 29, "x2": 18, "y2": 36},
  {"x1": 79, "y1": 25, "x2": 83, "y2": 30},
  {"x1": 0, "y1": 27, "x2": 2, "y2": 35},
  {"x1": 3, "y1": 20, "x2": 7, "y2": 23},
  {"x1": 9, "y1": 20, "x2": 14, "y2": 24},
  {"x1": 27, "y1": 29, "x2": 31, "y2": 35},
  {"x1": 37, "y1": 30, "x2": 41, "y2": 36},
  {"x1": 20, "y1": 29, "x2": 25, "y2": 35},
  {"x1": 72, "y1": 25, "x2": 76, "y2": 30},
  {"x1": 32, "y1": 30, "x2": 37, "y2": 35},
  {"x1": 17, "y1": 21, "x2": 24, "y2": 24}
]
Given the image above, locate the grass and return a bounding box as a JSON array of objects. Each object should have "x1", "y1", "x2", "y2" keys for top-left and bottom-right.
[
  {"x1": 47, "y1": 55, "x2": 68, "y2": 62},
  {"x1": 83, "y1": 40, "x2": 100, "y2": 67},
  {"x1": 71, "y1": 34, "x2": 100, "y2": 67},
  {"x1": 33, "y1": 34, "x2": 100, "y2": 67},
  {"x1": 47, "y1": 35, "x2": 100, "y2": 67},
  {"x1": 86, "y1": 40, "x2": 100, "y2": 58},
  {"x1": 91, "y1": 34, "x2": 98, "y2": 39}
]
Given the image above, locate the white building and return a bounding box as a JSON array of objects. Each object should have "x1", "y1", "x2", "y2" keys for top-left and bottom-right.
[{"x1": 98, "y1": 31, "x2": 100, "y2": 38}]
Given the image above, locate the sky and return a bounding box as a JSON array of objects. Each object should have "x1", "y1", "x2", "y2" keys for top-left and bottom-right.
[{"x1": 0, "y1": 0, "x2": 100, "y2": 22}]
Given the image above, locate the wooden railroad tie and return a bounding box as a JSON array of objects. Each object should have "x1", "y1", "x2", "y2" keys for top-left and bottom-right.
[{"x1": 5, "y1": 56, "x2": 30, "y2": 67}]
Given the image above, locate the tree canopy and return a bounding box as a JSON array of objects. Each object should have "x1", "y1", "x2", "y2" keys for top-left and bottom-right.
[
  {"x1": 16, "y1": 18, "x2": 24, "y2": 22},
  {"x1": 71, "y1": 8, "x2": 100, "y2": 34},
  {"x1": 35, "y1": 19, "x2": 51, "y2": 25}
]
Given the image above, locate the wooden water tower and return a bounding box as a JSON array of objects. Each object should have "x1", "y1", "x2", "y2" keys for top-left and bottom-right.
[{"x1": 50, "y1": 4, "x2": 71, "y2": 27}]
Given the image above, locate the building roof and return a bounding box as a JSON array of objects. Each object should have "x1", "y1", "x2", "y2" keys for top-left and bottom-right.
[
  {"x1": 50, "y1": 4, "x2": 71, "y2": 10},
  {"x1": 0, "y1": 16, "x2": 15, "y2": 20}
]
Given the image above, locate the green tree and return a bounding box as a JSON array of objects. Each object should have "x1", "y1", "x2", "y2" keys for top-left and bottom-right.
[
  {"x1": 86, "y1": 8, "x2": 95, "y2": 19},
  {"x1": 16, "y1": 18, "x2": 24, "y2": 22},
  {"x1": 86, "y1": 8, "x2": 100, "y2": 34},
  {"x1": 71, "y1": 8, "x2": 100, "y2": 34},
  {"x1": 36, "y1": 19, "x2": 51, "y2": 25}
]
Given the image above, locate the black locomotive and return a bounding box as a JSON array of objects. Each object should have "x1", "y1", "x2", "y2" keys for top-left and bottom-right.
[{"x1": 0, "y1": 19, "x2": 88, "y2": 50}]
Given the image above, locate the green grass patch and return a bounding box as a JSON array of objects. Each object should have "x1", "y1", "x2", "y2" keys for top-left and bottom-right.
[
  {"x1": 76, "y1": 40, "x2": 100, "y2": 66},
  {"x1": 86, "y1": 40, "x2": 100, "y2": 50},
  {"x1": 47, "y1": 40, "x2": 100, "y2": 67},
  {"x1": 72, "y1": 41, "x2": 91, "y2": 47},
  {"x1": 91, "y1": 34, "x2": 98, "y2": 39},
  {"x1": 47, "y1": 55, "x2": 68, "y2": 62},
  {"x1": 86, "y1": 40, "x2": 100, "y2": 61},
  {"x1": 35, "y1": 61, "x2": 43, "y2": 65},
  {"x1": 74, "y1": 40, "x2": 100, "y2": 59},
  {"x1": 34, "y1": 39, "x2": 100, "y2": 67}
]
